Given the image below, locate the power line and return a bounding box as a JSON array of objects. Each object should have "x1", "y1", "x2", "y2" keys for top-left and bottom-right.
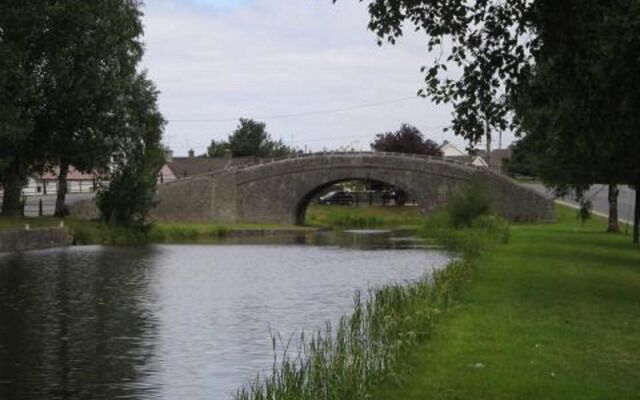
[{"x1": 166, "y1": 96, "x2": 419, "y2": 123}]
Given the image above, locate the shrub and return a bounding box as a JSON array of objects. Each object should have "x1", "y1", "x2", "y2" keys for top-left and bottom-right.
[{"x1": 447, "y1": 180, "x2": 492, "y2": 228}]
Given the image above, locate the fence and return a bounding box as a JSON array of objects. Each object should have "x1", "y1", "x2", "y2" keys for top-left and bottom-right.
[{"x1": 22, "y1": 197, "x2": 57, "y2": 217}]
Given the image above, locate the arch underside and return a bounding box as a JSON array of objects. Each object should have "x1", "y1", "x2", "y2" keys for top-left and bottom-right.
[
  {"x1": 235, "y1": 165, "x2": 469, "y2": 226},
  {"x1": 293, "y1": 177, "x2": 414, "y2": 225}
]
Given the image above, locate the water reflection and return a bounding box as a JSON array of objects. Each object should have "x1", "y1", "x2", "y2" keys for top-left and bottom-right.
[
  {"x1": 0, "y1": 247, "x2": 161, "y2": 400},
  {"x1": 0, "y1": 239, "x2": 450, "y2": 400}
]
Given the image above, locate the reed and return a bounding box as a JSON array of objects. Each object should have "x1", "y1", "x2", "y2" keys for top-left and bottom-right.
[
  {"x1": 235, "y1": 259, "x2": 472, "y2": 400},
  {"x1": 233, "y1": 214, "x2": 507, "y2": 399}
]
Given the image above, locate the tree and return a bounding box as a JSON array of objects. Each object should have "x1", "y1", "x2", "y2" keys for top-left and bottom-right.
[
  {"x1": 207, "y1": 139, "x2": 230, "y2": 157},
  {"x1": 352, "y1": 0, "x2": 640, "y2": 244},
  {"x1": 354, "y1": 0, "x2": 536, "y2": 150},
  {"x1": 36, "y1": 0, "x2": 144, "y2": 217},
  {"x1": 208, "y1": 118, "x2": 295, "y2": 158},
  {"x1": 370, "y1": 124, "x2": 442, "y2": 156},
  {"x1": 0, "y1": 1, "x2": 50, "y2": 217},
  {"x1": 512, "y1": 1, "x2": 640, "y2": 242},
  {"x1": 0, "y1": 0, "x2": 148, "y2": 218},
  {"x1": 97, "y1": 73, "x2": 165, "y2": 227}
]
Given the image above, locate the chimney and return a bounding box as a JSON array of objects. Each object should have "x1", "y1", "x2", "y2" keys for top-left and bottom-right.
[
  {"x1": 165, "y1": 148, "x2": 174, "y2": 162},
  {"x1": 188, "y1": 149, "x2": 195, "y2": 158}
]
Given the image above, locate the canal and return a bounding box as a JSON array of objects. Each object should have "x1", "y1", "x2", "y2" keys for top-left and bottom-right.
[{"x1": 0, "y1": 235, "x2": 450, "y2": 399}]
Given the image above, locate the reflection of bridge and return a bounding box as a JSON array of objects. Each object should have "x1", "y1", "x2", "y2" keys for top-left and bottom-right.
[{"x1": 151, "y1": 152, "x2": 554, "y2": 225}]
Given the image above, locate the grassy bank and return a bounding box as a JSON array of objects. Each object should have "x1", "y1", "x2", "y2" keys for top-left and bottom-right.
[
  {"x1": 0, "y1": 217, "x2": 313, "y2": 245},
  {"x1": 234, "y1": 212, "x2": 506, "y2": 399},
  {"x1": 374, "y1": 205, "x2": 640, "y2": 400},
  {"x1": 305, "y1": 205, "x2": 423, "y2": 229},
  {"x1": 0, "y1": 205, "x2": 421, "y2": 245}
]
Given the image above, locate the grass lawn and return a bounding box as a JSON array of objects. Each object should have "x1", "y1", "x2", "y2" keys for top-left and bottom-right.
[
  {"x1": 305, "y1": 204, "x2": 423, "y2": 229},
  {"x1": 374, "y1": 205, "x2": 640, "y2": 400}
]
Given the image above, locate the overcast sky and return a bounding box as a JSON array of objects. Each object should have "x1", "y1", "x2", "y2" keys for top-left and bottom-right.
[{"x1": 141, "y1": 0, "x2": 514, "y2": 156}]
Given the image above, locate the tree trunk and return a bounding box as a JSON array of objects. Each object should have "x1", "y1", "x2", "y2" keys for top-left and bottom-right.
[
  {"x1": 607, "y1": 183, "x2": 620, "y2": 233},
  {"x1": 54, "y1": 162, "x2": 69, "y2": 217},
  {"x1": 634, "y1": 185, "x2": 639, "y2": 247},
  {"x1": 0, "y1": 160, "x2": 25, "y2": 218}
]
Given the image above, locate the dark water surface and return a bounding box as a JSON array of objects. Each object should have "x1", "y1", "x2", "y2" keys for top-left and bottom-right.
[{"x1": 0, "y1": 239, "x2": 449, "y2": 400}]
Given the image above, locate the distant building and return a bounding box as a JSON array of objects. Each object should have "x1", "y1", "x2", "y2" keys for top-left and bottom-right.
[
  {"x1": 439, "y1": 140, "x2": 467, "y2": 157},
  {"x1": 438, "y1": 141, "x2": 489, "y2": 168},
  {"x1": 158, "y1": 149, "x2": 263, "y2": 183},
  {"x1": 22, "y1": 167, "x2": 102, "y2": 196}
]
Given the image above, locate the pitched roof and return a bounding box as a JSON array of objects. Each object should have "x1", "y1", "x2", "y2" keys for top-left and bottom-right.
[
  {"x1": 41, "y1": 166, "x2": 96, "y2": 181},
  {"x1": 166, "y1": 156, "x2": 262, "y2": 178}
]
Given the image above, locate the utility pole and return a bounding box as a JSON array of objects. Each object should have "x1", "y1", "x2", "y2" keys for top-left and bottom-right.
[{"x1": 485, "y1": 121, "x2": 492, "y2": 167}]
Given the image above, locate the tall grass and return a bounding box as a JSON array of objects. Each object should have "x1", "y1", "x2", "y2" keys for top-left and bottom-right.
[
  {"x1": 235, "y1": 259, "x2": 471, "y2": 400},
  {"x1": 147, "y1": 223, "x2": 229, "y2": 242},
  {"x1": 306, "y1": 205, "x2": 423, "y2": 229}
]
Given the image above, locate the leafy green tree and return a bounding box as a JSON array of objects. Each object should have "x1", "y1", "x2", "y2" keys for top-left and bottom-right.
[
  {"x1": 207, "y1": 139, "x2": 230, "y2": 157},
  {"x1": 512, "y1": 1, "x2": 640, "y2": 241},
  {"x1": 353, "y1": 0, "x2": 536, "y2": 153},
  {"x1": 36, "y1": 0, "x2": 144, "y2": 217},
  {"x1": 351, "y1": 0, "x2": 640, "y2": 244},
  {"x1": 0, "y1": 1, "x2": 50, "y2": 216},
  {"x1": 209, "y1": 118, "x2": 295, "y2": 158},
  {"x1": 97, "y1": 74, "x2": 165, "y2": 227},
  {"x1": 370, "y1": 124, "x2": 442, "y2": 156},
  {"x1": 0, "y1": 0, "x2": 148, "y2": 218}
]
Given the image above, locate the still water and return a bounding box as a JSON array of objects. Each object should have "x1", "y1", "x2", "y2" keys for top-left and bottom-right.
[{"x1": 0, "y1": 238, "x2": 450, "y2": 400}]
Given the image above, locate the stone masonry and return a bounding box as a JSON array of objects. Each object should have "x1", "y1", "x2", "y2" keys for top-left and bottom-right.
[{"x1": 149, "y1": 152, "x2": 555, "y2": 225}]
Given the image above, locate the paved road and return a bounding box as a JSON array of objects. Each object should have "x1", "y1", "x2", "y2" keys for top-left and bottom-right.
[{"x1": 524, "y1": 183, "x2": 636, "y2": 223}]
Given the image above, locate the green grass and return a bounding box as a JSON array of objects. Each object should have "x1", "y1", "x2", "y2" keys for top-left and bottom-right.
[
  {"x1": 0, "y1": 216, "x2": 65, "y2": 230},
  {"x1": 306, "y1": 205, "x2": 423, "y2": 229},
  {"x1": 147, "y1": 222, "x2": 310, "y2": 242},
  {"x1": 373, "y1": 205, "x2": 640, "y2": 400}
]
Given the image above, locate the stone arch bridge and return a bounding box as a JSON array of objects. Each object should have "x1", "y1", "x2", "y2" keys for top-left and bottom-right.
[{"x1": 150, "y1": 152, "x2": 554, "y2": 224}]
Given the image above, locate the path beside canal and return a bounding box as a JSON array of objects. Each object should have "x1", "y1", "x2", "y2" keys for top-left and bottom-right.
[{"x1": 374, "y1": 205, "x2": 640, "y2": 400}]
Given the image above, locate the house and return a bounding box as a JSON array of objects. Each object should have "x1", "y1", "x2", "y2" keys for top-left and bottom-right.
[
  {"x1": 439, "y1": 141, "x2": 489, "y2": 168},
  {"x1": 439, "y1": 140, "x2": 467, "y2": 157},
  {"x1": 158, "y1": 149, "x2": 263, "y2": 183},
  {"x1": 21, "y1": 167, "x2": 103, "y2": 196}
]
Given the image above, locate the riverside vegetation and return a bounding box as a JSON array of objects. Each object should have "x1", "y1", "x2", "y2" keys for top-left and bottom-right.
[
  {"x1": 234, "y1": 185, "x2": 509, "y2": 400},
  {"x1": 234, "y1": 188, "x2": 639, "y2": 399},
  {"x1": 373, "y1": 205, "x2": 640, "y2": 400},
  {"x1": 0, "y1": 205, "x2": 422, "y2": 245}
]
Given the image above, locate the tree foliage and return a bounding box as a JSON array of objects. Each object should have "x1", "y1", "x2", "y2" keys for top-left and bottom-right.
[
  {"x1": 353, "y1": 0, "x2": 536, "y2": 147},
  {"x1": 207, "y1": 118, "x2": 295, "y2": 158},
  {"x1": 351, "y1": 0, "x2": 640, "y2": 243},
  {"x1": 97, "y1": 74, "x2": 165, "y2": 227},
  {"x1": 0, "y1": 0, "x2": 164, "y2": 224},
  {"x1": 34, "y1": 0, "x2": 144, "y2": 216},
  {"x1": 370, "y1": 124, "x2": 442, "y2": 156},
  {"x1": 207, "y1": 139, "x2": 230, "y2": 157}
]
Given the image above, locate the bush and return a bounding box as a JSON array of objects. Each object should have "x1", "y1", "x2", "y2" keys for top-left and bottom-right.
[
  {"x1": 420, "y1": 211, "x2": 509, "y2": 256},
  {"x1": 447, "y1": 180, "x2": 492, "y2": 228}
]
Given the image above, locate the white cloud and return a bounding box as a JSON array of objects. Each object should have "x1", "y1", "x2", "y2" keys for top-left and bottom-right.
[{"x1": 140, "y1": 0, "x2": 513, "y2": 155}]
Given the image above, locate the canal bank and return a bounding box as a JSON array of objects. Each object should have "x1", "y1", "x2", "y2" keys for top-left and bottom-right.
[
  {"x1": 373, "y1": 205, "x2": 640, "y2": 400},
  {"x1": 0, "y1": 226, "x2": 71, "y2": 253}
]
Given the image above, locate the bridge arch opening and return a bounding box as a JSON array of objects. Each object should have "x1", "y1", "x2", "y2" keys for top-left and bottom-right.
[{"x1": 294, "y1": 178, "x2": 420, "y2": 226}]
